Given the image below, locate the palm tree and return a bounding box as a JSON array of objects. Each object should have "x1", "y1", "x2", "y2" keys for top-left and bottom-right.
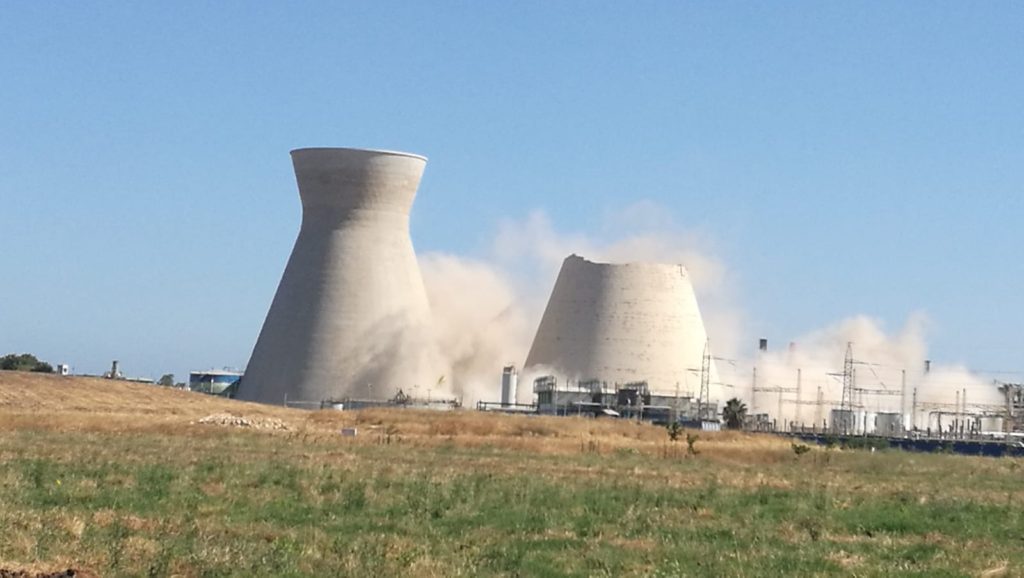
[{"x1": 722, "y1": 397, "x2": 747, "y2": 430}]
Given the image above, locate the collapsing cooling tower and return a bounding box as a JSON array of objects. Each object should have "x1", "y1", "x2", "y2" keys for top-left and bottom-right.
[
  {"x1": 238, "y1": 148, "x2": 445, "y2": 405},
  {"x1": 524, "y1": 254, "x2": 717, "y2": 394}
]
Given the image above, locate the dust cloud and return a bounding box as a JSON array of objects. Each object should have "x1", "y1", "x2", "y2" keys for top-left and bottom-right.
[{"x1": 420, "y1": 201, "x2": 1001, "y2": 418}]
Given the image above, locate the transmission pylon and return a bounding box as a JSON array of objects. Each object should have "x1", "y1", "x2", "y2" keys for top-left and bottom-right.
[
  {"x1": 698, "y1": 339, "x2": 711, "y2": 420},
  {"x1": 840, "y1": 342, "x2": 855, "y2": 434}
]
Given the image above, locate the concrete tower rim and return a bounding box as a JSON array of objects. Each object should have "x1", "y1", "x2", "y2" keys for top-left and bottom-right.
[
  {"x1": 564, "y1": 253, "x2": 691, "y2": 273},
  {"x1": 290, "y1": 147, "x2": 427, "y2": 162}
]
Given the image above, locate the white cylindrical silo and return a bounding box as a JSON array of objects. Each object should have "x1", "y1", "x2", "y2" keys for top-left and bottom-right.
[
  {"x1": 238, "y1": 147, "x2": 446, "y2": 405},
  {"x1": 524, "y1": 254, "x2": 718, "y2": 397},
  {"x1": 501, "y1": 365, "x2": 518, "y2": 406}
]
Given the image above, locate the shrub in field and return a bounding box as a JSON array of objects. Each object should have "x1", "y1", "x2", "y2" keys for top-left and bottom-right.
[
  {"x1": 665, "y1": 422, "x2": 682, "y2": 442},
  {"x1": 686, "y1": 433, "x2": 700, "y2": 456}
]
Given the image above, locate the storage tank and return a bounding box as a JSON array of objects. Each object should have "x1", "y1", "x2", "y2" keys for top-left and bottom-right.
[
  {"x1": 501, "y1": 365, "x2": 518, "y2": 406},
  {"x1": 524, "y1": 255, "x2": 718, "y2": 396},
  {"x1": 238, "y1": 147, "x2": 446, "y2": 405}
]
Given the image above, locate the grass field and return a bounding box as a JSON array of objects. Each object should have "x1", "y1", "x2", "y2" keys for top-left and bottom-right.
[{"x1": 1, "y1": 372, "x2": 1022, "y2": 577}]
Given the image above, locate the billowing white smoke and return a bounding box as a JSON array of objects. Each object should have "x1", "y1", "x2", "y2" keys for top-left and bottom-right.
[
  {"x1": 727, "y1": 314, "x2": 1002, "y2": 428},
  {"x1": 419, "y1": 253, "x2": 535, "y2": 404},
  {"x1": 420, "y1": 201, "x2": 1002, "y2": 417}
]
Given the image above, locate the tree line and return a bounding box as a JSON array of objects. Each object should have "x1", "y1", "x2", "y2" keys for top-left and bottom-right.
[{"x1": 0, "y1": 353, "x2": 54, "y2": 373}]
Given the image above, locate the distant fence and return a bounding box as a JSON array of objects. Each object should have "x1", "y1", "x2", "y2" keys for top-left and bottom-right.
[{"x1": 790, "y1": 432, "x2": 1024, "y2": 458}]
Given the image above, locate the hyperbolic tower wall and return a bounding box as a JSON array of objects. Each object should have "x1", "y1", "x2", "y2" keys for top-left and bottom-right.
[
  {"x1": 238, "y1": 147, "x2": 445, "y2": 405},
  {"x1": 524, "y1": 254, "x2": 718, "y2": 395}
]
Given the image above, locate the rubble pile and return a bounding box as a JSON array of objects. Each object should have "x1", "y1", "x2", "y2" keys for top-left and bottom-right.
[
  {"x1": 195, "y1": 413, "x2": 291, "y2": 431},
  {"x1": 0, "y1": 570, "x2": 81, "y2": 578}
]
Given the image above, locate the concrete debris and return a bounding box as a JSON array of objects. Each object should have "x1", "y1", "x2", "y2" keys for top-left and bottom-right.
[
  {"x1": 195, "y1": 413, "x2": 291, "y2": 431},
  {"x1": 0, "y1": 570, "x2": 82, "y2": 578}
]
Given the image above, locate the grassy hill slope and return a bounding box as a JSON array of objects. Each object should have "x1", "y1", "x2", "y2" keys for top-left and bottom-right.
[{"x1": 1, "y1": 371, "x2": 1022, "y2": 577}]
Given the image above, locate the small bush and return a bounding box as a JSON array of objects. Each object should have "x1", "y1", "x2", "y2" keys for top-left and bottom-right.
[
  {"x1": 665, "y1": 422, "x2": 682, "y2": 442},
  {"x1": 686, "y1": 433, "x2": 700, "y2": 456}
]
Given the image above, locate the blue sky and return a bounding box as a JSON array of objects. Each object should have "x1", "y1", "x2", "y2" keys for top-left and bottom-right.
[{"x1": 1, "y1": 2, "x2": 1021, "y2": 381}]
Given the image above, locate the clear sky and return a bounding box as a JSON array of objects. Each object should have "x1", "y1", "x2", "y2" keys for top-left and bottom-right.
[{"x1": 1, "y1": 2, "x2": 1021, "y2": 382}]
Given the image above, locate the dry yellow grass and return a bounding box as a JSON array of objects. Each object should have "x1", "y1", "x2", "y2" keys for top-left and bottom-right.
[
  {"x1": 0, "y1": 371, "x2": 300, "y2": 439},
  {"x1": 0, "y1": 371, "x2": 295, "y2": 419},
  {"x1": 0, "y1": 371, "x2": 791, "y2": 464}
]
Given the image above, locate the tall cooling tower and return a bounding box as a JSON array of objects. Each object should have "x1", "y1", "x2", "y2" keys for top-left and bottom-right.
[
  {"x1": 525, "y1": 254, "x2": 718, "y2": 395},
  {"x1": 238, "y1": 147, "x2": 445, "y2": 405}
]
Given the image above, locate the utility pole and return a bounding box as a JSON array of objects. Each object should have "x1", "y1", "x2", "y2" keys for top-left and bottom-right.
[
  {"x1": 751, "y1": 367, "x2": 758, "y2": 413},
  {"x1": 815, "y1": 386, "x2": 824, "y2": 429},
  {"x1": 777, "y1": 388, "x2": 784, "y2": 433},
  {"x1": 795, "y1": 368, "x2": 803, "y2": 426},
  {"x1": 911, "y1": 387, "x2": 918, "y2": 430},
  {"x1": 955, "y1": 390, "x2": 960, "y2": 436},
  {"x1": 900, "y1": 370, "x2": 907, "y2": 425},
  {"x1": 962, "y1": 387, "x2": 968, "y2": 437},
  {"x1": 840, "y1": 342, "x2": 855, "y2": 434},
  {"x1": 698, "y1": 340, "x2": 711, "y2": 420}
]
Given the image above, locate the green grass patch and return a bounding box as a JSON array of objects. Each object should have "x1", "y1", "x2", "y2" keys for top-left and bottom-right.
[{"x1": 1, "y1": 429, "x2": 1022, "y2": 576}]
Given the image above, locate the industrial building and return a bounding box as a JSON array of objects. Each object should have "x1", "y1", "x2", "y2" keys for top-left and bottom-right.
[
  {"x1": 188, "y1": 369, "x2": 243, "y2": 396},
  {"x1": 238, "y1": 148, "x2": 446, "y2": 406},
  {"x1": 1001, "y1": 382, "x2": 1024, "y2": 431},
  {"x1": 531, "y1": 375, "x2": 718, "y2": 427},
  {"x1": 323, "y1": 388, "x2": 460, "y2": 411}
]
